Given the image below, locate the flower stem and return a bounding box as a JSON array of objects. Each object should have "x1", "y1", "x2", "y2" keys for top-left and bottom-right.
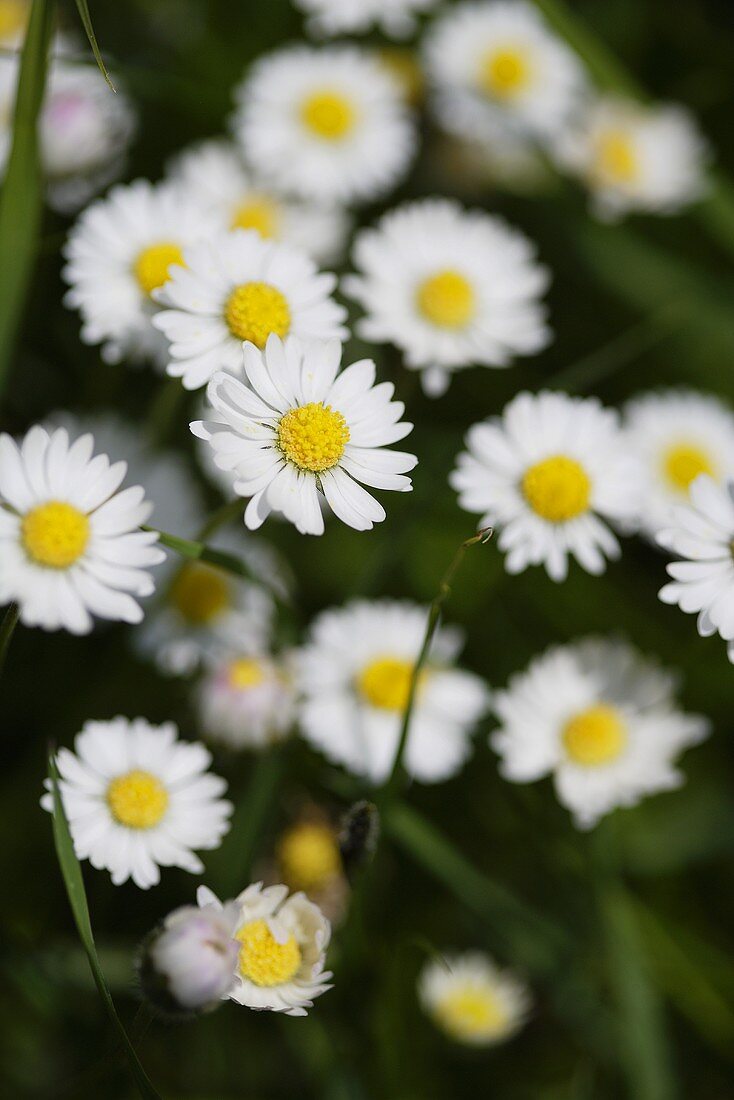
[{"x1": 0, "y1": 602, "x2": 19, "y2": 678}]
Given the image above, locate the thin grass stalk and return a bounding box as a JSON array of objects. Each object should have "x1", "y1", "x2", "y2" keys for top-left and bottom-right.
[{"x1": 0, "y1": 602, "x2": 19, "y2": 677}]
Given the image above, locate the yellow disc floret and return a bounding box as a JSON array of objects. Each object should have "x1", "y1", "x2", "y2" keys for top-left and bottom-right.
[
  {"x1": 416, "y1": 270, "x2": 475, "y2": 329},
  {"x1": 662, "y1": 443, "x2": 715, "y2": 493},
  {"x1": 0, "y1": 1, "x2": 27, "y2": 39},
  {"x1": 357, "y1": 655, "x2": 422, "y2": 711},
  {"x1": 435, "y1": 986, "x2": 508, "y2": 1043},
  {"x1": 21, "y1": 501, "x2": 89, "y2": 569},
  {"x1": 237, "y1": 919, "x2": 302, "y2": 987},
  {"x1": 231, "y1": 196, "x2": 280, "y2": 239},
  {"x1": 562, "y1": 704, "x2": 627, "y2": 767},
  {"x1": 479, "y1": 47, "x2": 531, "y2": 99},
  {"x1": 277, "y1": 402, "x2": 350, "y2": 473},
  {"x1": 593, "y1": 130, "x2": 638, "y2": 185},
  {"x1": 522, "y1": 455, "x2": 591, "y2": 523},
  {"x1": 106, "y1": 770, "x2": 169, "y2": 829},
  {"x1": 224, "y1": 282, "x2": 291, "y2": 347},
  {"x1": 278, "y1": 822, "x2": 341, "y2": 893},
  {"x1": 170, "y1": 563, "x2": 230, "y2": 625},
  {"x1": 300, "y1": 90, "x2": 356, "y2": 140},
  {"x1": 228, "y1": 657, "x2": 266, "y2": 691},
  {"x1": 134, "y1": 242, "x2": 185, "y2": 297}
]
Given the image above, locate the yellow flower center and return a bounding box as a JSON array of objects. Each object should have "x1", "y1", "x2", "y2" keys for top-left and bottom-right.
[
  {"x1": 479, "y1": 47, "x2": 531, "y2": 99},
  {"x1": 133, "y1": 242, "x2": 185, "y2": 297},
  {"x1": 0, "y1": 0, "x2": 27, "y2": 39},
  {"x1": 594, "y1": 130, "x2": 638, "y2": 184},
  {"x1": 278, "y1": 822, "x2": 341, "y2": 893},
  {"x1": 416, "y1": 270, "x2": 475, "y2": 329},
  {"x1": 300, "y1": 90, "x2": 356, "y2": 140},
  {"x1": 224, "y1": 282, "x2": 291, "y2": 347},
  {"x1": 236, "y1": 919, "x2": 302, "y2": 987},
  {"x1": 231, "y1": 196, "x2": 281, "y2": 239},
  {"x1": 21, "y1": 501, "x2": 89, "y2": 568},
  {"x1": 662, "y1": 443, "x2": 715, "y2": 493},
  {"x1": 106, "y1": 770, "x2": 169, "y2": 829},
  {"x1": 357, "y1": 656, "x2": 422, "y2": 712},
  {"x1": 277, "y1": 402, "x2": 350, "y2": 473},
  {"x1": 435, "y1": 986, "x2": 508, "y2": 1042},
  {"x1": 562, "y1": 704, "x2": 627, "y2": 767},
  {"x1": 228, "y1": 657, "x2": 265, "y2": 691},
  {"x1": 522, "y1": 455, "x2": 591, "y2": 523},
  {"x1": 170, "y1": 563, "x2": 230, "y2": 624}
]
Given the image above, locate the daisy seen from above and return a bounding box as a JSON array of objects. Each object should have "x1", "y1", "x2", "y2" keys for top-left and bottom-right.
[{"x1": 419, "y1": 952, "x2": 530, "y2": 1046}]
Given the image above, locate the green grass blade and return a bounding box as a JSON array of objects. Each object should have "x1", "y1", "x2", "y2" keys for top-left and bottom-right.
[
  {"x1": 0, "y1": 602, "x2": 19, "y2": 677},
  {"x1": 48, "y1": 753, "x2": 162, "y2": 1100},
  {"x1": 74, "y1": 0, "x2": 115, "y2": 90},
  {"x1": 150, "y1": 526, "x2": 289, "y2": 606}
]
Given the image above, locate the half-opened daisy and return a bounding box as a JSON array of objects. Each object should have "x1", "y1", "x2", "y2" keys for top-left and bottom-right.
[
  {"x1": 192, "y1": 335, "x2": 417, "y2": 535},
  {"x1": 197, "y1": 651, "x2": 296, "y2": 749},
  {"x1": 419, "y1": 952, "x2": 530, "y2": 1046},
  {"x1": 294, "y1": 0, "x2": 438, "y2": 38}
]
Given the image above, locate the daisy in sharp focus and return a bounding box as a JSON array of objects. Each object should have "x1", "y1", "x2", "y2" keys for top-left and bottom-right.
[
  {"x1": 152, "y1": 229, "x2": 347, "y2": 391},
  {"x1": 0, "y1": 426, "x2": 164, "y2": 634},
  {"x1": 343, "y1": 198, "x2": 551, "y2": 397},
  {"x1": 197, "y1": 650, "x2": 296, "y2": 749},
  {"x1": 419, "y1": 953, "x2": 530, "y2": 1046},
  {"x1": 450, "y1": 391, "x2": 641, "y2": 581},
  {"x1": 42, "y1": 717, "x2": 233, "y2": 888},
  {"x1": 192, "y1": 335, "x2": 417, "y2": 536},
  {"x1": 491, "y1": 638, "x2": 709, "y2": 829},
  {"x1": 294, "y1": 600, "x2": 489, "y2": 783},
  {"x1": 657, "y1": 475, "x2": 734, "y2": 665},
  {"x1": 232, "y1": 45, "x2": 416, "y2": 205},
  {"x1": 623, "y1": 389, "x2": 734, "y2": 541},
  {"x1": 293, "y1": 0, "x2": 438, "y2": 38}
]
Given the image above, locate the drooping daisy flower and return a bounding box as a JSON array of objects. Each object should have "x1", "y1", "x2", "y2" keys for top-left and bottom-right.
[
  {"x1": 419, "y1": 953, "x2": 530, "y2": 1045},
  {"x1": 343, "y1": 198, "x2": 551, "y2": 396},
  {"x1": 153, "y1": 229, "x2": 347, "y2": 391},
  {"x1": 450, "y1": 391, "x2": 640, "y2": 581},
  {"x1": 197, "y1": 651, "x2": 295, "y2": 748},
  {"x1": 166, "y1": 139, "x2": 350, "y2": 265},
  {"x1": 0, "y1": 426, "x2": 164, "y2": 634},
  {"x1": 559, "y1": 96, "x2": 708, "y2": 220},
  {"x1": 232, "y1": 45, "x2": 416, "y2": 205},
  {"x1": 424, "y1": 0, "x2": 586, "y2": 146},
  {"x1": 42, "y1": 717, "x2": 233, "y2": 888},
  {"x1": 192, "y1": 335, "x2": 417, "y2": 536},
  {"x1": 491, "y1": 638, "x2": 709, "y2": 829},
  {"x1": 293, "y1": 0, "x2": 438, "y2": 38},
  {"x1": 195, "y1": 883, "x2": 332, "y2": 1016},
  {"x1": 657, "y1": 475, "x2": 734, "y2": 664},
  {"x1": 623, "y1": 390, "x2": 734, "y2": 541},
  {"x1": 294, "y1": 600, "x2": 489, "y2": 783},
  {"x1": 62, "y1": 179, "x2": 220, "y2": 366}
]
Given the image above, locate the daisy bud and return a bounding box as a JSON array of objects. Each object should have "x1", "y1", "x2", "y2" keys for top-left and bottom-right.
[{"x1": 339, "y1": 801, "x2": 380, "y2": 878}]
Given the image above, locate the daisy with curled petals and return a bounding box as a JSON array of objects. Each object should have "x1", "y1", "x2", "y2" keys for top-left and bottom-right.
[
  {"x1": 657, "y1": 476, "x2": 734, "y2": 664},
  {"x1": 153, "y1": 229, "x2": 347, "y2": 391},
  {"x1": 419, "y1": 952, "x2": 530, "y2": 1046},
  {"x1": 41, "y1": 718, "x2": 233, "y2": 889},
  {"x1": 294, "y1": 600, "x2": 489, "y2": 783},
  {"x1": 232, "y1": 45, "x2": 416, "y2": 205},
  {"x1": 0, "y1": 426, "x2": 164, "y2": 634},
  {"x1": 294, "y1": 0, "x2": 438, "y2": 39},
  {"x1": 192, "y1": 335, "x2": 417, "y2": 535},
  {"x1": 343, "y1": 198, "x2": 551, "y2": 396},
  {"x1": 195, "y1": 882, "x2": 332, "y2": 1016},
  {"x1": 450, "y1": 391, "x2": 640, "y2": 581},
  {"x1": 491, "y1": 638, "x2": 709, "y2": 829},
  {"x1": 62, "y1": 179, "x2": 220, "y2": 366}
]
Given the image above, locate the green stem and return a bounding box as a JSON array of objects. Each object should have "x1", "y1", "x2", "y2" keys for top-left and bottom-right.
[
  {"x1": 147, "y1": 525, "x2": 286, "y2": 605},
  {"x1": 0, "y1": 603, "x2": 19, "y2": 677},
  {"x1": 213, "y1": 748, "x2": 286, "y2": 897}
]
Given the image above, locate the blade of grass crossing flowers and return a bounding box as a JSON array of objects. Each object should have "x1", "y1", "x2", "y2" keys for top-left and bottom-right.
[
  {"x1": 74, "y1": 0, "x2": 115, "y2": 90},
  {"x1": 0, "y1": 603, "x2": 19, "y2": 678},
  {"x1": 48, "y1": 753, "x2": 162, "y2": 1100},
  {"x1": 148, "y1": 526, "x2": 286, "y2": 605}
]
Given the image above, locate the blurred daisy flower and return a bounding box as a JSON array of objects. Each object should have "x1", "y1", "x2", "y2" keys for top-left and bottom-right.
[
  {"x1": 624, "y1": 389, "x2": 734, "y2": 541},
  {"x1": 232, "y1": 45, "x2": 416, "y2": 205},
  {"x1": 62, "y1": 179, "x2": 220, "y2": 366},
  {"x1": 153, "y1": 229, "x2": 347, "y2": 391},
  {"x1": 294, "y1": 600, "x2": 489, "y2": 783},
  {"x1": 276, "y1": 817, "x2": 343, "y2": 897},
  {"x1": 0, "y1": 426, "x2": 164, "y2": 634},
  {"x1": 195, "y1": 883, "x2": 332, "y2": 1016},
  {"x1": 166, "y1": 139, "x2": 350, "y2": 265},
  {"x1": 42, "y1": 717, "x2": 233, "y2": 888},
  {"x1": 419, "y1": 952, "x2": 530, "y2": 1046},
  {"x1": 424, "y1": 0, "x2": 586, "y2": 147},
  {"x1": 197, "y1": 651, "x2": 295, "y2": 748},
  {"x1": 559, "y1": 96, "x2": 708, "y2": 220},
  {"x1": 450, "y1": 391, "x2": 641, "y2": 581},
  {"x1": 293, "y1": 0, "x2": 438, "y2": 39},
  {"x1": 657, "y1": 476, "x2": 734, "y2": 664},
  {"x1": 491, "y1": 638, "x2": 709, "y2": 829},
  {"x1": 344, "y1": 198, "x2": 551, "y2": 396},
  {"x1": 193, "y1": 335, "x2": 417, "y2": 535}
]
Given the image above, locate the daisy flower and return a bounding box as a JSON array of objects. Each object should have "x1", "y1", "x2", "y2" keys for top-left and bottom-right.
[
  {"x1": 0, "y1": 426, "x2": 164, "y2": 634},
  {"x1": 197, "y1": 651, "x2": 295, "y2": 749},
  {"x1": 424, "y1": 0, "x2": 586, "y2": 147},
  {"x1": 450, "y1": 391, "x2": 641, "y2": 581},
  {"x1": 419, "y1": 952, "x2": 530, "y2": 1046},
  {"x1": 42, "y1": 717, "x2": 233, "y2": 888},
  {"x1": 559, "y1": 96, "x2": 708, "y2": 220},
  {"x1": 624, "y1": 390, "x2": 734, "y2": 541},
  {"x1": 343, "y1": 198, "x2": 551, "y2": 396},
  {"x1": 232, "y1": 45, "x2": 416, "y2": 205},
  {"x1": 491, "y1": 638, "x2": 709, "y2": 829},
  {"x1": 657, "y1": 476, "x2": 734, "y2": 664},
  {"x1": 192, "y1": 335, "x2": 417, "y2": 536},
  {"x1": 293, "y1": 0, "x2": 438, "y2": 39},
  {"x1": 294, "y1": 600, "x2": 489, "y2": 783},
  {"x1": 276, "y1": 817, "x2": 342, "y2": 898},
  {"x1": 62, "y1": 179, "x2": 220, "y2": 366},
  {"x1": 153, "y1": 229, "x2": 347, "y2": 391},
  {"x1": 195, "y1": 883, "x2": 332, "y2": 1016}
]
